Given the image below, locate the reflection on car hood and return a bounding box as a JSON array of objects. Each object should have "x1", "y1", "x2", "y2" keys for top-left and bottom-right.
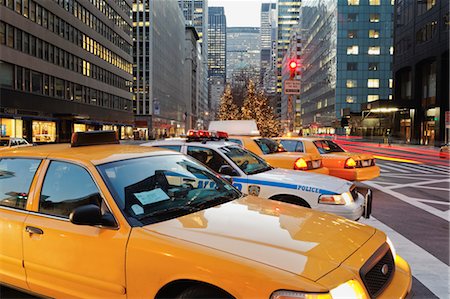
[
  {"x1": 145, "y1": 196, "x2": 375, "y2": 281},
  {"x1": 250, "y1": 168, "x2": 352, "y2": 194},
  {"x1": 323, "y1": 152, "x2": 374, "y2": 161}
]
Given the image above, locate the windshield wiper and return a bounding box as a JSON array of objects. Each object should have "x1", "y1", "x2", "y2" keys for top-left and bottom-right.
[{"x1": 247, "y1": 166, "x2": 272, "y2": 175}]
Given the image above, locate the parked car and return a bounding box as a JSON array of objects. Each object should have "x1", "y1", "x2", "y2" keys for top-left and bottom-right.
[
  {"x1": 0, "y1": 131, "x2": 411, "y2": 298},
  {"x1": 144, "y1": 131, "x2": 372, "y2": 221},
  {"x1": 276, "y1": 137, "x2": 380, "y2": 181},
  {"x1": 209, "y1": 121, "x2": 329, "y2": 174},
  {"x1": 0, "y1": 137, "x2": 31, "y2": 150}
]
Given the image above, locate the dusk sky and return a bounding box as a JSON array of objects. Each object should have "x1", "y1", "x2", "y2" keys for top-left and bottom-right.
[{"x1": 208, "y1": 0, "x2": 272, "y2": 27}]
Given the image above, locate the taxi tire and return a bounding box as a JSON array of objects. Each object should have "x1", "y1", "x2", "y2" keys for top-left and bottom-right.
[
  {"x1": 271, "y1": 195, "x2": 311, "y2": 208},
  {"x1": 176, "y1": 286, "x2": 231, "y2": 299}
]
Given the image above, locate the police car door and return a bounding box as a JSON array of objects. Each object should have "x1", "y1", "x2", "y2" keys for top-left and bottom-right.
[{"x1": 185, "y1": 146, "x2": 246, "y2": 193}]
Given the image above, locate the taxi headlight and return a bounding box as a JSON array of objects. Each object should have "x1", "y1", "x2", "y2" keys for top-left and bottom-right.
[
  {"x1": 318, "y1": 192, "x2": 353, "y2": 205},
  {"x1": 271, "y1": 290, "x2": 331, "y2": 299},
  {"x1": 329, "y1": 280, "x2": 367, "y2": 299}
]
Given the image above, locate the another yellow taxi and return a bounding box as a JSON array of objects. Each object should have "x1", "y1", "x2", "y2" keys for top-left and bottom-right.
[
  {"x1": 228, "y1": 135, "x2": 329, "y2": 175},
  {"x1": 0, "y1": 131, "x2": 411, "y2": 298},
  {"x1": 276, "y1": 137, "x2": 380, "y2": 181},
  {"x1": 440, "y1": 143, "x2": 449, "y2": 159}
]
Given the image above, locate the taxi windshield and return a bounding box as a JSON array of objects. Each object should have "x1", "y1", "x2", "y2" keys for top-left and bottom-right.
[
  {"x1": 313, "y1": 140, "x2": 346, "y2": 154},
  {"x1": 220, "y1": 146, "x2": 273, "y2": 175},
  {"x1": 97, "y1": 155, "x2": 241, "y2": 225}
]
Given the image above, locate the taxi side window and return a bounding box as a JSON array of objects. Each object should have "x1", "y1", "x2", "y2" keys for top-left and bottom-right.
[
  {"x1": 280, "y1": 140, "x2": 304, "y2": 152},
  {"x1": 187, "y1": 146, "x2": 233, "y2": 174},
  {"x1": 0, "y1": 158, "x2": 41, "y2": 210},
  {"x1": 39, "y1": 161, "x2": 103, "y2": 218},
  {"x1": 228, "y1": 138, "x2": 243, "y2": 146},
  {"x1": 154, "y1": 145, "x2": 181, "y2": 152}
]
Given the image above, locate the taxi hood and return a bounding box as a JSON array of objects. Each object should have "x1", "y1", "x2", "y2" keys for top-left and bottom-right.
[
  {"x1": 145, "y1": 197, "x2": 375, "y2": 281},
  {"x1": 325, "y1": 152, "x2": 374, "y2": 161},
  {"x1": 251, "y1": 168, "x2": 353, "y2": 194}
]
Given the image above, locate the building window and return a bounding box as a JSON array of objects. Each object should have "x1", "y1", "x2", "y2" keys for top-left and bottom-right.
[
  {"x1": 348, "y1": 30, "x2": 358, "y2": 39},
  {"x1": 0, "y1": 61, "x2": 14, "y2": 87},
  {"x1": 348, "y1": 13, "x2": 358, "y2": 22},
  {"x1": 346, "y1": 96, "x2": 356, "y2": 103},
  {"x1": 0, "y1": 22, "x2": 5, "y2": 45},
  {"x1": 368, "y1": 62, "x2": 379, "y2": 71},
  {"x1": 347, "y1": 45, "x2": 359, "y2": 55},
  {"x1": 390, "y1": 46, "x2": 394, "y2": 55},
  {"x1": 369, "y1": 30, "x2": 379, "y2": 38},
  {"x1": 368, "y1": 79, "x2": 380, "y2": 88},
  {"x1": 368, "y1": 46, "x2": 380, "y2": 55},
  {"x1": 348, "y1": 0, "x2": 359, "y2": 5},
  {"x1": 369, "y1": 13, "x2": 380, "y2": 22},
  {"x1": 6, "y1": 25, "x2": 14, "y2": 48},
  {"x1": 368, "y1": 95, "x2": 379, "y2": 102},
  {"x1": 346, "y1": 80, "x2": 357, "y2": 88},
  {"x1": 347, "y1": 62, "x2": 358, "y2": 71},
  {"x1": 31, "y1": 71, "x2": 42, "y2": 93},
  {"x1": 32, "y1": 120, "x2": 56, "y2": 143},
  {"x1": 369, "y1": 0, "x2": 380, "y2": 5},
  {"x1": 389, "y1": 79, "x2": 393, "y2": 88}
]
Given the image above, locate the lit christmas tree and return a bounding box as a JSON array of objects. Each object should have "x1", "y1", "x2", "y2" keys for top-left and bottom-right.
[
  {"x1": 217, "y1": 84, "x2": 241, "y2": 120},
  {"x1": 242, "y1": 80, "x2": 281, "y2": 137}
]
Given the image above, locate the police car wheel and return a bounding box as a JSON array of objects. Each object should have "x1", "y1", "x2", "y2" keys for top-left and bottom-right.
[{"x1": 271, "y1": 195, "x2": 310, "y2": 208}]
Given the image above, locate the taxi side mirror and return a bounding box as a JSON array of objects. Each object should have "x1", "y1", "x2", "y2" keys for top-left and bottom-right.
[
  {"x1": 70, "y1": 204, "x2": 102, "y2": 226},
  {"x1": 218, "y1": 165, "x2": 238, "y2": 176}
]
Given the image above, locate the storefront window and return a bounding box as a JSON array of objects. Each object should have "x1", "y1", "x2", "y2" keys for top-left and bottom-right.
[
  {"x1": 0, "y1": 118, "x2": 23, "y2": 138},
  {"x1": 32, "y1": 121, "x2": 56, "y2": 143},
  {"x1": 74, "y1": 123, "x2": 87, "y2": 132}
]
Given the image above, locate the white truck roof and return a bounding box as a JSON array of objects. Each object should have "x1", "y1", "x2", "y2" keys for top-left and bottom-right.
[{"x1": 208, "y1": 120, "x2": 260, "y2": 136}]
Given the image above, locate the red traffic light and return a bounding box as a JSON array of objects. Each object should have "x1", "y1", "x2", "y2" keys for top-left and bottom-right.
[{"x1": 289, "y1": 61, "x2": 297, "y2": 70}]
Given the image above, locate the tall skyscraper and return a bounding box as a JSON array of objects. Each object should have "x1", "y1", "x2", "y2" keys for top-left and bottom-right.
[
  {"x1": 0, "y1": 0, "x2": 134, "y2": 142},
  {"x1": 393, "y1": 0, "x2": 449, "y2": 146},
  {"x1": 300, "y1": 0, "x2": 394, "y2": 134},
  {"x1": 260, "y1": 3, "x2": 277, "y2": 86},
  {"x1": 133, "y1": 0, "x2": 188, "y2": 138},
  {"x1": 207, "y1": 6, "x2": 226, "y2": 117},
  {"x1": 226, "y1": 27, "x2": 261, "y2": 84},
  {"x1": 208, "y1": 6, "x2": 227, "y2": 79},
  {"x1": 276, "y1": 0, "x2": 301, "y2": 116},
  {"x1": 178, "y1": 0, "x2": 209, "y2": 129}
]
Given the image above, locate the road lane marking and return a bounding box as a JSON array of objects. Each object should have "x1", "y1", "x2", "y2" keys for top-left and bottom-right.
[
  {"x1": 386, "y1": 178, "x2": 450, "y2": 190},
  {"x1": 416, "y1": 164, "x2": 450, "y2": 172},
  {"x1": 365, "y1": 181, "x2": 449, "y2": 221},
  {"x1": 417, "y1": 199, "x2": 450, "y2": 205},
  {"x1": 360, "y1": 217, "x2": 450, "y2": 299},
  {"x1": 377, "y1": 164, "x2": 411, "y2": 173},
  {"x1": 373, "y1": 155, "x2": 422, "y2": 164},
  {"x1": 398, "y1": 163, "x2": 433, "y2": 174},
  {"x1": 411, "y1": 185, "x2": 450, "y2": 192}
]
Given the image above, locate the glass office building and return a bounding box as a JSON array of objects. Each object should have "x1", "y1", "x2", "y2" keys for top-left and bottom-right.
[
  {"x1": 0, "y1": 0, "x2": 134, "y2": 142},
  {"x1": 300, "y1": 0, "x2": 394, "y2": 133}
]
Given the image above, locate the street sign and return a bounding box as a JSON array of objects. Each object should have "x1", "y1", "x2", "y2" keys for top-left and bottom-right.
[{"x1": 284, "y1": 79, "x2": 300, "y2": 95}]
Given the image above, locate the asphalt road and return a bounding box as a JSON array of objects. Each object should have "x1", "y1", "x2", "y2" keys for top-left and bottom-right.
[{"x1": 2, "y1": 142, "x2": 449, "y2": 298}]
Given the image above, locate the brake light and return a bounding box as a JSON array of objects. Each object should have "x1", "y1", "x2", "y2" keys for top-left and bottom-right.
[
  {"x1": 345, "y1": 158, "x2": 357, "y2": 169},
  {"x1": 294, "y1": 158, "x2": 308, "y2": 170}
]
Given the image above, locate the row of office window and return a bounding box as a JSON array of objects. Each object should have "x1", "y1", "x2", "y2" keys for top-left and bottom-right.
[
  {"x1": 346, "y1": 62, "x2": 390, "y2": 71},
  {"x1": 347, "y1": 13, "x2": 381, "y2": 23},
  {"x1": 347, "y1": 30, "x2": 381, "y2": 39},
  {"x1": 88, "y1": 0, "x2": 132, "y2": 19},
  {"x1": 1, "y1": 0, "x2": 131, "y2": 54},
  {"x1": 345, "y1": 78, "x2": 392, "y2": 88},
  {"x1": 346, "y1": 45, "x2": 393, "y2": 55},
  {"x1": 0, "y1": 21, "x2": 132, "y2": 92},
  {"x1": 0, "y1": 61, "x2": 131, "y2": 111},
  {"x1": 0, "y1": 3, "x2": 133, "y2": 75},
  {"x1": 345, "y1": 95, "x2": 386, "y2": 103},
  {"x1": 348, "y1": 0, "x2": 389, "y2": 5}
]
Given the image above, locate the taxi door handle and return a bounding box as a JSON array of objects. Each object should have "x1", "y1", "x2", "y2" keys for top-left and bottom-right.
[{"x1": 26, "y1": 226, "x2": 44, "y2": 235}]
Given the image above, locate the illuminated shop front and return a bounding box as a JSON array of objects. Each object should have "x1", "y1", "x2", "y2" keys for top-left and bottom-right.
[
  {"x1": 153, "y1": 117, "x2": 185, "y2": 139},
  {"x1": 32, "y1": 121, "x2": 56, "y2": 143},
  {"x1": 0, "y1": 118, "x2": 23, "y2": 138}
]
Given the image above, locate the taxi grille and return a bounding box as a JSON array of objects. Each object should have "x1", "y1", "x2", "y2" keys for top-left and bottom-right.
[{"x1": 360, "y1": 244, "x2": 395, "y2": 298}]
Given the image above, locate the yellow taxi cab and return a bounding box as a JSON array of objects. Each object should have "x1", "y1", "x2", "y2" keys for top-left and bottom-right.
[
  {"x1": 0, "y1": 131, "x2": 411, "y2": 299},
  {"x1": 440, "y1": 143, "x2": 449, "y2": 159},
  {"x1": 276, "y1": 137, "x2": 380, "y2": 181}
]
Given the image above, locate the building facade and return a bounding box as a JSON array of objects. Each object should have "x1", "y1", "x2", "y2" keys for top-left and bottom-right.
[
  {"x1": 133, "y1": 0, "x2": 187, "y2": 139},
  {"x1": 178, "y1": 0, "x2": 209, "y2": 129},
  {"x1": 276, "y1": 0, "x2": 301, "y2": 117},
  {"x1": 226, "y1": 27, "x2": 261, "y2": 84},
  {"x1": 184, "y1": 26, "x2": 200, "y2": 130},
  {"x1": 393, "y1": 0, "x2": 449, "y2": 146},
  {"x1": 300, "y1": 0, "x2": 394, "y2": 135},
  {"x1": 260, "y1": 2, "x2": 276, "y2": 87},
  {"x1": 0, "y1": 0, "x2": 134, "y2": 142}
]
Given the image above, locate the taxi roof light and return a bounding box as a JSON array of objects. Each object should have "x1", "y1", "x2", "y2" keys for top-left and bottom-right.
[{"x1": 71, "y1": 130, "x2": 119, "y2": 147}]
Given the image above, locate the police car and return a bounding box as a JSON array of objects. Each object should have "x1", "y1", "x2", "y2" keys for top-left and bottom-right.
[{"x1": 141, "y1": 130, "x2": 372, "y2": 221}]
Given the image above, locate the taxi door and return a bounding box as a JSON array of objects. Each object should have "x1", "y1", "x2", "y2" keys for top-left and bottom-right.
[
  {"x1": 22, "y1": 160, "x2": 130, "y2": 298},
  {"x1": 0, "y1": 158, "x2": 42, "y2": 290}
]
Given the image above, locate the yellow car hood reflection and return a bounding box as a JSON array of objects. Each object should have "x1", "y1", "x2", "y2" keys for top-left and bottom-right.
[{"x1": 145, "y1": 196, "x2": 375, "y2": 281}]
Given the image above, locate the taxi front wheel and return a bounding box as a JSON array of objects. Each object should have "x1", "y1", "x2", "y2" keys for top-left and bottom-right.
[{"x1": 176, "y1": 286, "x2": 232, "y2": 299}]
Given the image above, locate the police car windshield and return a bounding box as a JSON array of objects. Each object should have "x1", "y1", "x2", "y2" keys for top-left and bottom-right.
[
  {"x1": 313, "y1": 140, "x2": 346, "y2": 154},
  {"x1": 220, "y1": 146, "x2": 273, "y2": 175},
  {"x1": 97, "y1": 155, "x2": 241, "y2": 226}
]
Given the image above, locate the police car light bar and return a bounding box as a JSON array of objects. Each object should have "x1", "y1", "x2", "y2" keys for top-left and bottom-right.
[
  {"x1": 187, "y1": 130, "x2": 228, "y2": 141},
  {"x1": 71, "y1": 130, "x2": 119, "y2": 147}
]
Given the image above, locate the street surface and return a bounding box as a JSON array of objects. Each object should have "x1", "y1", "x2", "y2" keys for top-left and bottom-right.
[{"x1": 1, "y1": 140, "x2": 449, "y2": 299}]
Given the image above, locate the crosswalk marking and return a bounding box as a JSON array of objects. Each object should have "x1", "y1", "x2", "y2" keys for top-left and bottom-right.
[
  {"x1": 377, "y1": 162, "x2": 450, "y2": 175},
  {"x1": 378, "y1": 163, "x2": 411, "y2": 173},
  {"x1": 360, "y1": 217, "x2": 450, "y2": 299}
]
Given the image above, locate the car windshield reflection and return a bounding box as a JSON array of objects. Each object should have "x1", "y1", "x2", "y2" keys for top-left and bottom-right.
[
  {"x1": 97, "y1": 155, "x2": 241, "y2": 225},
  {"x1": 313, "y1": 140, "x2": 346, "y2": 154},
  {"x1": 220, "y1": 146, "x2": 273, "y2": 175}
]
